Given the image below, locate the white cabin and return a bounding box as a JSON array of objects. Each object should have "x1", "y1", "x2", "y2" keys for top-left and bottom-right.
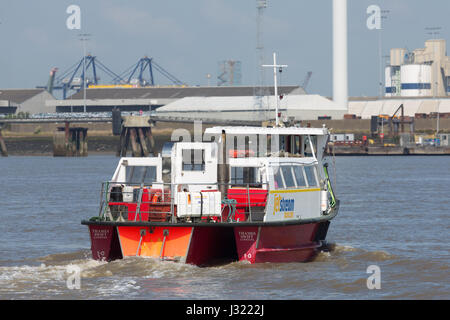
[{"x1": 105, "y1": 126, "x2": 336, "y2": 223}]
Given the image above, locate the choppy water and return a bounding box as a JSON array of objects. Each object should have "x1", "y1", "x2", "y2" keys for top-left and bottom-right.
[{"x1": 0, "y1": 156, "x2": 448, "y2": 300}]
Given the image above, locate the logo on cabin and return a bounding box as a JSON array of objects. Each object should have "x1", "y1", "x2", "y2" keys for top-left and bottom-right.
[{"x1": 273, "y1": 195, "x2": 295, "y2": 219}]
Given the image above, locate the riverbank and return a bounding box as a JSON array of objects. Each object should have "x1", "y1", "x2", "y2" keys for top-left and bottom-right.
[
  {"x1": 1, "y1": 120, "x2": 450, "y2": 156},
  {"x1": 2, "y1": 136, "x2": 117, "y2": 156},
  {"x1": 0, "y1": 122, "x2": 195, "y2": 156},
  {"x1": 331, "y1": 145, "x2": 450, "y2": 156},
  {"x1": 1, "y1": 134, "x2": 181, "y2": 156},
  {"x1": 3, "y1": 135, "x2": 450, "y2": 156}
]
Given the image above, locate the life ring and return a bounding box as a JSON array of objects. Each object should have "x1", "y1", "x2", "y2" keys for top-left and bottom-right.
[
  {"x1": 151, "y1": 193, "x2": 160, "y2": 203},
  {"x1": 229, "y1": 149, "x2": 255, "y2": 158}
]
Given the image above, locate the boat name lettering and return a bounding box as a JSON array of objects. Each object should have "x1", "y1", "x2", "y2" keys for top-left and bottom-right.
[
  {"x1": 238, "y1": 231, "x2": 257, "y2": 242},
  {"x1": 92, "y1": 228, "x2": 110, "y2": 240}
]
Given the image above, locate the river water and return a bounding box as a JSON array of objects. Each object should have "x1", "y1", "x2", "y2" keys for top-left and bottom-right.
[{"x1": 0, "y1": 155, "x2": 448, "y2": 300}]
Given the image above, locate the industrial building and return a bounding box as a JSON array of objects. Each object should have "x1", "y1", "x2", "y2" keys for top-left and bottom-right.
[
  {"x1": 348, "y1": 97, "x2": 450, "y2": 119},
  {"x1": 385, "y1": 39, "x2": 450, "y2": 97},
  {"x1": 155, "y1": 94, "x2": 347, "y2": 122},
  {"x1": 45, "y1": 85, "x2": 305, "y2": 113},
  {"x1": 42, "y1": 84, "x2": 351, "y2": 122},
  {"x1": 349, "y1": 38, "x2": 450, "y2": 120},
  {"x1": 0, "y1": 89, "x2": 55, "y2": 115}
]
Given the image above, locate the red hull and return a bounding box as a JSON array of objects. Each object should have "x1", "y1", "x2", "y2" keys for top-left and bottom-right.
[
  {"x1": 234, "y1": 223, "x2": 327, "y2": 263},
  {"x1": 87, "y1": 225, "x2": 122, "y2": 261},
  {"x1": 185, "y1": 227, "x2": 237, "y2": 266},
  {"x1": 86, "y1": 221, "x2": 329, "y2": 265}
]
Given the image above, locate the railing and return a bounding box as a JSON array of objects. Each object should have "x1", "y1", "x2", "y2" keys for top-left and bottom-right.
[{"x1": 97, "y1": 182, "x2": 270, "y2": 224}]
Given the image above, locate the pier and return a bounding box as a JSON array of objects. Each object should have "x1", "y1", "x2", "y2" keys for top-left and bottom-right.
[
  {"x1": 0, "y1": 118, "x2": 107, "y2": 157},
  {"x1": 116, "y1": 115, "x2": 156, "y2": 157},
  {"x1": 53, "y1": 124, "x2": 88, "y2": 157}
]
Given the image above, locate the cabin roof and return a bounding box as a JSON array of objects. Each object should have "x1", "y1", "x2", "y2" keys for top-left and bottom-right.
[
  {"x1": 204, "y1": 126, "x2": 329, "y2": 136},
  {"x1": 230, "y1": 157, "x2": 317, "y2": 166}
]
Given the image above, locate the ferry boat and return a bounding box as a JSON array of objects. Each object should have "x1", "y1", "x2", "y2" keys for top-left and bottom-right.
[{"x1": 81, "y1": 125, "x2": 339, "y2": 266}]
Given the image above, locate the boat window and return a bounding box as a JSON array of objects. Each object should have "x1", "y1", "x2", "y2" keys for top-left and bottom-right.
[
  {"x1": 304, "y1": 136, "x2": 317, "y2": 157},
  {"x1": 293, "y1": 166, "x2": 307, "y2": 187},
  {"x1": 230, "y1": 167, "x2": 259, "y2": 186},
  {"x1": 125, "y1": 166, "x2": 157, "y2": 184},
  {"x1": 161, "y1": 142, "x2": 174, "y2": 158},
  {"x1": 281, "y1": 166, "x2": 296, "y2": 188},
  {"x1": 293, "y1": 136, "x2": 301, "y2": 155},
  {"x1": 304, "y1": 166, "x2": 318, "y2": 187},
  {"x1": 273, "y1": 166, "x2": 285, "y2": 189},
  {"x1": 280, "y1": 136, "x2": 287, "y2": 152},
  {"x1": 182, "y1": 149, "x2": 205, "y2": 171}
]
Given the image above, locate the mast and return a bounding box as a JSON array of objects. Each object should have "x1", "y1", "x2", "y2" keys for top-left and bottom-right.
[{"x1": 262, "y1": 52, "x2": 288, "y2": 126}]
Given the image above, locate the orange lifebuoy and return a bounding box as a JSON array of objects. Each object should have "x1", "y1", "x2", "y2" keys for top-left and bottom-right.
[
  {"x1": 229, "y1": 149, "x2": 255, "y2": 158},
  {"x1": 152, "y1": 193, "x2": 160, "y2": 203}
]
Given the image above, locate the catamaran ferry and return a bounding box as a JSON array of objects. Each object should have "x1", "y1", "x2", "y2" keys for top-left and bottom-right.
[{"x1": 82, "y1": 124, "x2": 339, "y2": 266}]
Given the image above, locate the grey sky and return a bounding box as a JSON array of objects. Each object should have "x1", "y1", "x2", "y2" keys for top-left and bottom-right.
[{"x1": 0, "y1": 0, "x2": 449, "y2": 97}]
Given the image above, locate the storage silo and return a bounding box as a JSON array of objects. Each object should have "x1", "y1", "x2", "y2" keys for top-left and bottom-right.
[
  {"x1": 400, "y1": 64, "x2": 432, "y2": 97},
  {"x1": 385, "y1": 67, "x2": 393, "y2": 97},
  {"x1": 385, "y1": 66, "x2": 401, "y2": 97}
]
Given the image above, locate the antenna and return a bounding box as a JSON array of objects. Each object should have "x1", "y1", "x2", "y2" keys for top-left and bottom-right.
[
  {"x1": 254, "y1": 0, "x2": 268, "y2": 108},
  {"x1": 262, "y1": 52, "x2": 288, "y2": 127},
  {"x1": 79, "y1": 33, "x2": 91, "y2": 112}
]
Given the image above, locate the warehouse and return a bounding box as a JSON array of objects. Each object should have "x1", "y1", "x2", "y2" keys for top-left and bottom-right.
[
  {"x1": 155, "y1": 94, "x2": 348, "y2": 122},
  {"x1": 45, "y1": 85, "x2": 304, "y2": 113},
  {"x1": 348, "y1": 97, "x2": 450, "y2": 119},
  {"x1": 0, "y1": 89, "x2": 55, "y2": 115}
]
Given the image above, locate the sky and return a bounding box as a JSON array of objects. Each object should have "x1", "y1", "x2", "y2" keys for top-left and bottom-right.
[{"x1": 0, "y1": 0, "x2": 450, "y2": 98}]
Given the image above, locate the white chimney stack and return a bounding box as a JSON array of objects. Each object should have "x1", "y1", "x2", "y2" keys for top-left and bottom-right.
[{"x1": 333, "y1": 0, "x2": 348, "y2": 109}]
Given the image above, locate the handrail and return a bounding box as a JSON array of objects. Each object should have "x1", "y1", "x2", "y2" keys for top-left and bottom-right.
[
  {"x1": 100, "y1": 181, "x2": 269, "y2": 221},
  {"x1": 247, "y1": 184, "x2": 252, "y2": 222},
  {"x1": 98, "y1": 180, "x2": 330, "y2": 223},
  {"x1": 133, "y1": 183, "x2": 144, "y2": 222}
]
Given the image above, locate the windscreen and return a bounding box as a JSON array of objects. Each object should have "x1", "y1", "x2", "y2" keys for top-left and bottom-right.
[
  {"x1": 230, "y1": 167, "x2": 259, "y2": 186},
  {"x1": 125, "y1": 166, "x2": 157, "y2": 184},
  {"x1": 272, "y1": 164, "x2": 318, "y2": 189}
]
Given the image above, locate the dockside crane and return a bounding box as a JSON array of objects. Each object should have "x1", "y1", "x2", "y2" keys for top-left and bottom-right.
[
  {"x1": 46, "y1": 67, "x2": 58, "y2": 95},
  {"x1": 390, "y1": 104, "x2": 415, "y2": 136},
  {"x1": 38, "y1": 55, "x2": 186, "y2": 99},
  {"x1": 371, "y1": 104, "x2": 415, "y2": 142},
  {"x1": 56, "y1": 55, "x2": 125, "y2": 99},
  {"x1": 38, "y1": 55, "x2": 126, "y2": 99},
  {"x1": 118, "y1": 57, "x2": 186, "y2": 87},
  {"x1": 302, "y1": 71, "x2": 313, "y2": 92}
]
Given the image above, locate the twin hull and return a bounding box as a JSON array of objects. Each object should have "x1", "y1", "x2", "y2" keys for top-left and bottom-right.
[{"x1": 84, "y1": 220, "x2": 331, "y2": 266}]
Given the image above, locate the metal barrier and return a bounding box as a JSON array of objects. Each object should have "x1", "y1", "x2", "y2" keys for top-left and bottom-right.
[{"x1": 98, "y1": 182, "x2": 270, "y2": 223}]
